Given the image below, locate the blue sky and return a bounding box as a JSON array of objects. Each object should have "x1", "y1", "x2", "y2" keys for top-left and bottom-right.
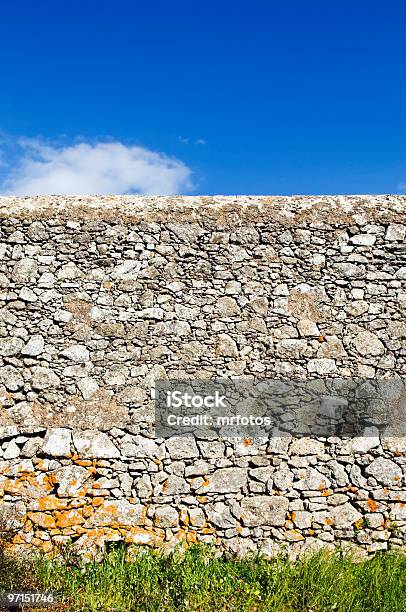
[{"x1": 1, "y1": 0, "x2": 406, "y2": 195}]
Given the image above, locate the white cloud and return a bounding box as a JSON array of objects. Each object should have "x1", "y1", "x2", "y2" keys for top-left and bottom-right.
[
  {"x1": 399, "y1": 182, "x2": 406, "y2": 192},
  {"x1": 1, "y1": 140, "x2": 193, "y2": 196}
]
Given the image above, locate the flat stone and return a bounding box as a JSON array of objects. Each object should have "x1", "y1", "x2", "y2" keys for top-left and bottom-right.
[
  {"x1": 22, "y1": 334, "x2": 45, "y2": 356},
  {"x1": 196, "y1": 468, "x2": 247, "y2": 493},
  {"x1": 50, "y1": 465, "x2": 90, "y2": 497},
  {"x1": 60, "y1": 344, "x2": 90, "y2": 362},
  {"x1": 87, "y1": 499, "x2": 146, "y2": 527},
  {"x1": 0, "y1": 365, "x2": 24, "y2": 390},
  {"x1": 165, "y1": 437, "x2": 199, "y2": 460},
  {"x1": 290, "y1": 439, "x2": 325, "y2": 455},
  {"x1": 365, "y1": 457, "x2": 402, "y2": 486},
  {"x1": 0, "y1": 337, "x2": 23, "y2": 356},
  {"x1": 353, "y1": 331, "x2": 384, "y2": 356},
  {"x1": 330, "y1": 503, "x2": 362, "y2": 528},
  {"x1": 31, "y1": 366, "x2": 61, "y2": 389},
  {"x1": 206, "y1": 502, "x2": 237, "y2": 528},
  {"x1": 42, "y1": 428, "x2": 72, "y2": 457},
  {"x1": 73, "y1": 430, "x2": 120, "y2": 458},
  {"x1": 240, "y1": 495, "x2": 289, "y2": 527},
  {"x1": 307, "y1": 358, "x2": 337, "y2": 375},
  {"x1": 121, "y1": 435, "x2": 159, "y2": 458}
]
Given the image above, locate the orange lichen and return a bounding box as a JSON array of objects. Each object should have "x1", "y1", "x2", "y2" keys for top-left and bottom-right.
[{"x1": 367, "y1": 499, "x2": 379, "y2": 512}]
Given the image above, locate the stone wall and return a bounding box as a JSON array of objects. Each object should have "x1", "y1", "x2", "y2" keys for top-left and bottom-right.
[{"x1": 0, "y1": 195, "x2": 405, "y2": 559}]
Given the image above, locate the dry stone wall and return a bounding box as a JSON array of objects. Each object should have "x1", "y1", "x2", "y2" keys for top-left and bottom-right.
[{"x1": 0, "y1": 195, "x2": 405, "y2": 559}]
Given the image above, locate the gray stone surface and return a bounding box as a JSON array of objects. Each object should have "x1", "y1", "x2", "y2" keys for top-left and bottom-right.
[{"x1": 0, "y1": 195, "x2": 405, "y2": 557}]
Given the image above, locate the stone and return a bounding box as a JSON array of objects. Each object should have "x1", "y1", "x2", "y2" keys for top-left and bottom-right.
[
  {"x1": 50, "y1": 465, "x2": 90, "y2": 497},
  {"x1": 158, "y1": 475, "x2": 190, "y2": 495},
  {"x1": 12, "y1": 258, "x2": 38, "y2": 282},
  {"x1": 76, "y1": 377, "x2": 99, "y2": 400},
  {"x1": 295, "y1": 467, "x2": 331, "y2": 491},
  {"x1": 121, "y1": 435, "x2": 159, "y2": 458},
  {"x1": 0, "y1": 500, "x2": 26, "y2": 530},
  {"x1": 0, "y1": 365, "x2": 24, "y2": 390},
  {"x1": 297, "y1": 319, "x2": 319, "y2": 337},
  {"x1": 165, "y1": 437, "x2": 199, "y2": 460},
  {"x1": 290, "y1": 439, "x2": 324, "y2": 455},
  {"x1": 3, "y1": 439, "x2": 20, "y2": 459},
  {"x1": 111, "y1": 260, "x2": 141, "y2": 279},
  {"x1": 216, "y1": 296, "x2": 241, "y2": 317},
  {"x1": 385, "y1": 224, "x2": 405, "y2": 241},
  {"x1": 154, "y1": 506, "x2": 179, "y2": 528},
  {"x1": 31, "y1": 367, "x2": 61, "y2": 389},
  {"x1": 240, "y1": 496, "x2": 289, "y2": 527},
  {"x1": 42, "y1": 428, "x2": 71, "y2": 457},
  {"x1": 21, "y1": 334, "x2": 45, "y2": 356},
  {"x1": 18, "y1": 287, "x2": 38, "y2": 302},
  {"x1": 87, "y1": 500, "x2": 146, "y2": 527},
  {"x1": 0, "y1": 336, "x2": 23, "y2": 356},
  {"x1": 196, "y1": 468, "x2": 247, "y2": 493},
  {"x1": 365, "y1": 457, "x2": 402, "y2": 486},
  {"x1": 353, "y1": 331, "x2": 384, "y2": 356},
  {"x1": 292, "y1": 510, "x2": 312, "y2": 529},
  {"x1": 215, "y1": 333, "x2": 239, "y2": 357},
  {"x1": 206, "y1": 502, "x2": 237, "y2": 528},
  {"x1": 330, "y1": 503, "x2": 362, "y2": 528},
  {"x1": 57, "y1": 262, "x2": 82, "y2": 279},
  {"x1": 60, "y1": 344, "x2": 90, "y2": 362},
  {"x1": 273, "y1": 464, "x2": 294, "y2": 490},
  {"x1": 73, "y1": 431, "x2": 120, "y2": 458},
  {"x1": 307, "y1": 358, "x2": 337, "y2": 375},
  {"x1": 350, "y1": 234, "x2": 376, "y2": 246}
]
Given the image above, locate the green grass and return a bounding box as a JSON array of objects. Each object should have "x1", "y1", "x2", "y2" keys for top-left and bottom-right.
[{"x1": 1, "y1": 544, "x2": 405, "y2": 611}]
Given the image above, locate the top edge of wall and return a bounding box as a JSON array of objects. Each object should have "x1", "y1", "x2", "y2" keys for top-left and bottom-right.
[{"x1": 0, "y1": 195, "x2": 406, "y2": 226}]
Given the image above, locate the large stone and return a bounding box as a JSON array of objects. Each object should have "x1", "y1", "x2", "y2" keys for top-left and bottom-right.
[
  {"x1": 73, "y1": 431, "x2": 120, "y2": 458},
  {"x1": 0, "y1": 337, "x2": 23, "y2": 357},
  {"x1": 31, "y1": 367, "x2": 61, "y2": 389},
  {"x1": 329, "y1": 503, "x2": 362, "y2": 528},
  {"x1": 353, "y1": 331, "x2": 385, "y2": 356},
  {"x1": 196, "y1": 468, "x2": 247, "y2": 493},
  {"x1": 240, "y1": 496, "x2": 288, "y2": 527},
  {"x1": 12, "y1": 258, "x2": 38, "y2": 282},
  {"x1": 21, "y1": 334, "x2": 45, "y2": 356},
  {"x1": 87, "y1": 500, "x2": 146, "y2": 527},
  {"x1": 206, "y1": 502, "x2": 237, "y2": 528},
  {"x1": 0, "y1": 365, "x2": 24, "y2": 390},
  {"x1": 365, "y1": 457, "x2": 402, "y2": 486},
  {"x1": 50, "y1": 465, "x2": 90, "y2": 497},
  {"x1": 60, "y1": 344, "x2": 90, "y2": 363},
  {"x1": 290, "y1": 438, "x2": 324, "y2": 455},
  {"x1": 165, "y1": 437, "x2": 199, "y2": 460},
  {"x1": 121, "y1": 435, "x2": 159, "y2": 458},
  {"x1": 42, "y1": 428, "x2": 71, "y2": 457}
]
